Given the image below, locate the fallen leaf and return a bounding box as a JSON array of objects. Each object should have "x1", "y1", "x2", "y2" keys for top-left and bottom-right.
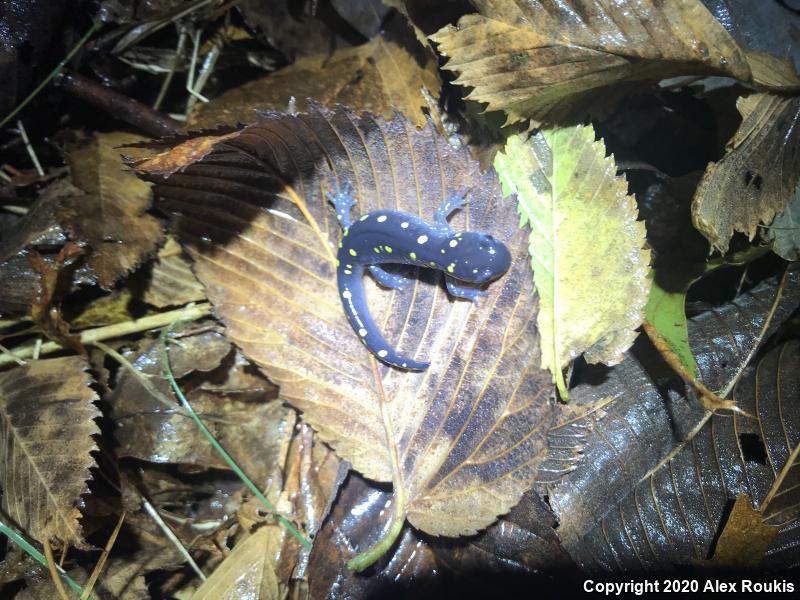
[
  {"x1": 191, "y1": 21, "x2": 440, "y2": 129},
  {"x1": 0, "y1": 178, "x2": 74, "y2": 316},
  {"x1": 111, "y1": 329, "x2": 291, "y2": 486},
  {"x1": 194, "y1": 526, "x2": 286, "y2": 600},
  {"x1": 549, "y1": 271, "x2": 800, "y2": 570},
  {"x1": 702, "y1": 494, "x2": 779, "y2": 568},
  {"x1": 644, "y1": 246, "x2": 771, "y2": 380},
  {"x1": 0, "y1": 356, "x2": 100, "y2": 547},
  {"x1": 496, "y1": 126, "x2": 651, "y2": 399},
  {"x1": 757, "y1": 340, "x2": 800, "y2": 526},
  {"x1": 431, "y1": 0, "x2": 750, "y2": 125},
  {"x1": 28, "y1": 241, "x2": 86, "y2": 354},
  {"x1": 142, "y1": 236, "x2": 207, "y2": 308},
  {"x1": 745, "y1": 50, "x2": 800, "y2": 91},
  {"x1": 137, "y1": 107, "x2": 555, "y2": 551},
  {"x1": 56, "y1": 131, "x2": 164, "y2": 289},
  {"x1": 692, "y1": 93, "x2": 800, "y2": 253},
  {"x1": 765, "y1": 183, "x2": 800, "y2": 261}
]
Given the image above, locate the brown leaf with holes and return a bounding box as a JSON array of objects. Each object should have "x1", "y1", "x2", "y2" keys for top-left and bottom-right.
[
  {"x1": 56, "y1": 131, "x2": 164, "y2": 289},
  {"x1": 0, "y1": 356, "x2": 100, "y2": 547},
  {"x1": 135, "y1": 106, "x2": 554, "y2": 544},
  {"x1": 191, "y1": 19, "x2": 439, "y2": 129},
  {"x1": 692, "y1": 93, "x2": 800, "y2": 253},
  {"x1": 431, "y1": 0, "x2": 750, "y2": 125}
]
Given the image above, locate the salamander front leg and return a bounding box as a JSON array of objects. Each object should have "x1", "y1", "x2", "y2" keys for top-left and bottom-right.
[
  {"x1": 435, "y1": 191, "x2": 468, "y2": 229},
  {"x1": 326, "y1": 181, "x2": 356, "y2": 229},
  {"x1": 445, "y1": 275, "x2": 487, "y2": 302},
  {"x1": 368, "y1": 265, "x2": 413, "y2": 290}
]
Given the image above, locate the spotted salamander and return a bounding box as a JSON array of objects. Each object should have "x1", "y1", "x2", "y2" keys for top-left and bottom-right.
[{"x1": 329, "y1": 183, "x2": 512, "y2": 370}]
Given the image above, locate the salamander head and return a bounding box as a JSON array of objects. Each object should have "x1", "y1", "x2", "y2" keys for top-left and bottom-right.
[{"x1": 447, "y1": 232, "x2": 511, "y2": 283}]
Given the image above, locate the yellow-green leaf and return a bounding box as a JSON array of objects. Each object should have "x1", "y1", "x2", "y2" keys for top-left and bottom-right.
[{"x1": 495, "y1": 126, "x2": 651, "y2": 398}]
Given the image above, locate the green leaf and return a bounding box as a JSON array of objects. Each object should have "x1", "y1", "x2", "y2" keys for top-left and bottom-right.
[
  {"x1": 645, "y1": 267, "x2": 702, "y2": 379},
  {"x1": 495, "y1": 126, "x2": 651, "y2": 399}
]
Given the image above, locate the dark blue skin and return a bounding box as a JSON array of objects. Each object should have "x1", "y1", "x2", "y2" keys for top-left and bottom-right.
[{"x1": 329, "y1": 183, "x2": 512, "y2": 370}]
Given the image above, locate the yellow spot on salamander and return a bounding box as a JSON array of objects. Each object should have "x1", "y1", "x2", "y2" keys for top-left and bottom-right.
[
  {"x1": 447, "y1": 263, "x2": 455, "y2": 273},
  {"x1": 335, "y1": 259, "x2": 340, "y2": 267},
  {"x1": 449, "y1": 239, "x2": 458, "y2": 247},
  {"x1": 374, "y1": 247, "x2": 381, "y2": 253},
  {"x1": 377, "y1": 215, "x2": 387, "y2": 223},
  {"x1": 401, "y1": 222, "x2": 409, "y2": 228},
  {"x1": 409, "y1": 252, "x2": 417, "y2": 260},
  {"x1": 349, "y1": 248, "x2": 357, "y2": 257},
  {"x1": 344, "y1": 269, "x2": 352, "y2": 275},
  {"x1": 343, "y1": 227, "x2": 349, "y2": 237},
  {"x1": 377, "y1": 349, "x2": 388, "y2": 358},
  {"x1": 385, "y1": 246, "x2": 393, "y2": 253},
  {"x1": 338, "y1": 241, "x2": 343, "y2": 249},
  {"x1": 360, "y1": 214, "x2": 369, "y2": 221}
]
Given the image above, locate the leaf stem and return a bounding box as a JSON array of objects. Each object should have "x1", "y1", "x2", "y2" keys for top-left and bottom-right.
[{"x1": 347, "y1": 356, "x2": 407, "y2": 571}]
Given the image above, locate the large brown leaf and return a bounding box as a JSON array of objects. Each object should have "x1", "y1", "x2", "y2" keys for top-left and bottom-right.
[
  {"x1": 431, "y1": 0, "x2": 751, "y2": 125},
  {"x1": 137, "y1": 106, "x2": 554, "y2": 543},
  {"x1": 0, "y1": 356, "x2": 100, "y2": 547}
]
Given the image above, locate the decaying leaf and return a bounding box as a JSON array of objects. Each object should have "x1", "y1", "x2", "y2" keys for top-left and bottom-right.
[
  {"x1": 758, "y1": 340, "x2": 800, "y2": 527},
  {"x1": 496, "y1": 127, "x2": 650, "y2": 398},
  {"x1": 431, "y1": 0, "x2": 750, "y2": 125},
  {"x1": 549, "y1": 271, "x2": 800, "y2": 570},
  {"x1": 0, "y1": 178, "x2": 76, "y2": 316},
  {"x1": 765, "y1": 184, "x2": 800, "y2": 261},
  {"x1": 141, "y1": 236, "x2": 206, "y2": 307},
  {"x1": 746, "y1": 50, "x2": 800, "y2": 91},
  {"x1": 702, "y1": 494, "x2": 779, "y2": 568},
  {"x1": 28, "y1": 241, "x2": 85, "y2": 354},
  {"x1": 191, "y1": 21, "x2": 439, "y2": 129},
  {"x1": 0, "y1": 356, "x2": 100, "y2": 547},
  {"x1": 56, "y1": 131, "x2": 164, "y2": 289},
  {"x1": 692, "y1": 93, "x2": 800, "y2": 253},
  {"x1": 111, "y1": 329, "x2": 290, "y2": 485},
  {"x1": 307, "y1": 472, "x2": 439, "y2": 596},
  {"x1": 194, "y1": 526, "x2": 285, "y2": 600},
  {"x1": 136, "y1": 106, "x2": 554, "y2": 550}
]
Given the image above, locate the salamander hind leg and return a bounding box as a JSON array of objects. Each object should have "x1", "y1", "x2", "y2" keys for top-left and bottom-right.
[
  {"x1": 327, "y1": 181, "x2": 356, "y2": 229},
  {"x1": 445, "y1": 275, "x2": 487, "y2": 302},
  {"x1": 368, "y1": 265, "x2": 413, "y2": 290}
]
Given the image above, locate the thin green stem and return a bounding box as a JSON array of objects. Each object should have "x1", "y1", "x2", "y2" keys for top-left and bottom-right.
[
  {"x1": 158, "y1": 326, "x2": 312, "y2": 551},
  {"x1": 0, "y1": 21, "x2": 100, "y2": 129},
  {"x1": 0, "y1": 520, "x2": 91, "y2": 599}
]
